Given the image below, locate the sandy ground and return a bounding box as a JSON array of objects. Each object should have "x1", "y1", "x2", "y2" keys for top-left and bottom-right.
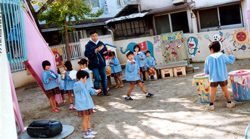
[{"x1": 16, "y1": 59, "x2": 250, "y2": 139}]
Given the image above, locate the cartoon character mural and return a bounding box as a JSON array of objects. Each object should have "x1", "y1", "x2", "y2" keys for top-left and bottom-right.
[
  {"x1": 52, "y1": 48, "x2": 64, "y2": 67},
  {"x1": 187, "y1": 37, "x2": 199, "y2": 58},
  {"x1": 232, "y1": 28, "x2": 249, "y2": 51},
  {"x1": 120, "y1": 41, "x2": 155, "y2": 58},
  {"x1": 204, "y1": 31, "x2": 230, "y2": 53}
]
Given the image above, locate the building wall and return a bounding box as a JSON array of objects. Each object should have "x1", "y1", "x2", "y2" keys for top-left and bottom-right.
[
  {"x1": 113, "y1": 27, "x2": 250, "y2": 64},
  {"x1": 140, "y1": 0, "x2": 192, "y2": 11}
]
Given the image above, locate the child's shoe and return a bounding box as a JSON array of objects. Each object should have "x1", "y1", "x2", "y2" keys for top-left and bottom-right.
[
  {"x1": 69, "y1": 104, "x2": 74, "y2": 110},
  {"x1": 125, "y1": 96, "x2": 133, "y2": 100},
  {"x1": 63, "y1": 100, "x2": 66, "y2": 104},
  {"x1": 89, "y1": 131, "x2": 97, "y2": 135},
  {"x1": 227, "y1": 102, "x2": 235, "y2": 108},
  {"x1": 148, "y1": 78, "x2": 151, "y2": 81},
  {"x1": 55, "y1": 107, "x2": 61, "y2": 111},
  {"x1": 145, "y1": 92, "x2": 154, "y2": 98},
  {"x1": 154, "y1": 77, "x2": 157, "y2": 80},
  {"x1": 52, "y1": 109, "x2": 59, "y2": 112},
  {"x1": 73, "y1": 105, "x2": 76, "y2": 110},
  {"x1": 206, "y1": 104, "x2": 214, "y2": 110},
  {"x1": 83, "y1": 133, "x2": 95, "y2": 138}
]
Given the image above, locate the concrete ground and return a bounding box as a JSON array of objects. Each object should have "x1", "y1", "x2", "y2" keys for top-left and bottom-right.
[{"x1": 17, "y1": 59, "x2": 250, "y2": 139}]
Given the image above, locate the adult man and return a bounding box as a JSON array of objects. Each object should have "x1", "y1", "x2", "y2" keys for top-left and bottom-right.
[{"x1": 84, "y1": 31, "x2": 109, "y2": 95}]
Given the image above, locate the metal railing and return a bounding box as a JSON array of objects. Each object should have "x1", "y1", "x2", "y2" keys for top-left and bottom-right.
[
  {"x1": 1, "y1": 0, "x2": 28, "y2": 64},
  {"x1": 50, "y1": 42, "x2": 82, "y2": 61}
]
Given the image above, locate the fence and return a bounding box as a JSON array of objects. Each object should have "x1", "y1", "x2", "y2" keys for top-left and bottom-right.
[
  {"x1": 1, "y1": 0, "x2": 28, "y2": 64},
  {"x1": 50, "y1": 42, "x2": 82, "y2": 61}
]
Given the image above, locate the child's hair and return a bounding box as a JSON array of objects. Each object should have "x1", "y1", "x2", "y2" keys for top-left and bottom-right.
[
  {"x1": 76, "y1": 70, "x2": 89, "y2": 80},
  {"x1": 57, "y1": 68, "x2": 61, "y2": 74},
  {"x1": 42, "y1": 60, "x2": 51, "y2": 70},
  {"x1": 108, "y1": 51, "x2": 116, "y2": 57},
  {"x1": 133, "y1": 45, "x2": 140, "y2": 52},
  {"x1": 209, "y1": 41, "x2": 220, "y2": 52},
  {"x1": 126, "y1": 51, "x2": 134, "y2": 57},
  {"x1": 145, "y1": 50, "x2": 151, "y2": 55},
  {"x1": 64, "y1": 61, "x2": 73, "y2": 71},
  {"x1": 90, "y1": 30, "x2": 97, "y2": 36},
  {"x1": 78, "y1": 59, "x2": 88, "y2": 66}
]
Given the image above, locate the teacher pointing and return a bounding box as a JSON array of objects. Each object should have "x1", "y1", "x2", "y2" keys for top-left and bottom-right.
[{"x1": 84, "y1": 31, "x2": 109, "y2": 95}]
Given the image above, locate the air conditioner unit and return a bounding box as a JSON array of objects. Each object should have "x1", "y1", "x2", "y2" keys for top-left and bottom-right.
[{"x1": 172, "y1": 0, "x2": 187, "y2": 5}]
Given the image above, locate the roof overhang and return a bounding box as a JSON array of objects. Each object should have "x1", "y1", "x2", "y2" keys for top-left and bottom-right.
[{"x1": 105, "y1": 12, "x2": 148, "y2": 24}]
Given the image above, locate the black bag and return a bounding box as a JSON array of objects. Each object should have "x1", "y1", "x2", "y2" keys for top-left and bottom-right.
[{"x1": 27, "y1": 120, "x2": 62, "y2": 138}]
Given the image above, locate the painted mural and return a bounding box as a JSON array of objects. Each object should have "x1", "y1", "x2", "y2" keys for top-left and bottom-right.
[
  {"x1": 52, "y1": 47, "x2": 64, "y2": 68},
  {"x1": 161, "y1": 31, "x2": 189, "y2": 63},
  {"x1": 204, "y1": 31, "x2": 230, "y2": 53},
  {"x1": 232, "y1": 28, "x2": 249, "y2": 51},
  {"x1": 187, "y1": 36, "x2": 199, "y2": 58},
  {"x1": 120, "y1": 41, "x2": 155, "y2": 58}
]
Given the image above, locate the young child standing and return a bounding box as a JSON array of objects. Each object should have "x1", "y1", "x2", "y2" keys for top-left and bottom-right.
[
  {"x1": 62, "y1": 61, "x2": 76, "y2": 110},
  {"x1": 42, "y1": 60, "x2": 61, "y2": 112},
  {"x1": 134, "y1": 45, "x2": 146, "y2": 83},
  {"x1": 73, "y1": 70, "x2": 101, "y2": 138},
  {"x1": 204, "y1": 41, "x2": 236, "y2": 110},
  {"x1": 125, "y1": 51, "x2": 154, "y2": 100},
  {"x1": 145, "y1": 51, "x2": 157, "y2": 81},
  {"x1": 108, "y1": 51, "x2": 124, "y2": 88},
  {"x1": 57, "y1": 68, "x2": 65, "y2": 104},
  {"x1": 78, "y1": 59, "x2": 94, "y2": 88}
]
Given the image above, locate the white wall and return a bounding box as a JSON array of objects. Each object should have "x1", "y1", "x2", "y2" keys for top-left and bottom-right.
[{"x1": 194, "y1": 0, "x2": 241, "y2": 9}]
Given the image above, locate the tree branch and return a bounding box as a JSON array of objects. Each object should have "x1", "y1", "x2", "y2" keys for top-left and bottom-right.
[{"x1": 36, "y1": 0, "x2": 55, "y2": 16}]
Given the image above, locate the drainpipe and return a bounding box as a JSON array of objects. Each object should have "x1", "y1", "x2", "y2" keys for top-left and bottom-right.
[{"x1": 104, "y1": 26, "x2": 114, "y2": 41}]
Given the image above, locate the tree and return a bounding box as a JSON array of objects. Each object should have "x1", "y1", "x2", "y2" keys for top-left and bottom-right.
[
  {"x1": 25, "y1": 0, "x2": 55, "y2": 32},
  {"x1": 39, "y1": 0, "x2": 103, "y2": 61}
]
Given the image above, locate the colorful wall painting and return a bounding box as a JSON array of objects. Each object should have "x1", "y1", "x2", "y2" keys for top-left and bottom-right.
[
  {"x1": 204, "y1": 31, "x2": 230, "y2": 53},
  {"x1": 120, "y1": 41, "x2": 155, "y2": 58},
  {"x1": 161, "y1": 31, "x2": 189, "y2": 63},
  {"x1": 52, "y1": 47, "x2": 64, "y2": 68},
  {"x1": 232, "y1": 28, "x2": 249, "y2": 51},
  {"x1": 187, "y1": 36, "x2": 199, "y2": 58}
]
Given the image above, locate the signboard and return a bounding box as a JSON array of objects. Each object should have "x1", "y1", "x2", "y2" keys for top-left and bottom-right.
[{"x1": 52, "y1": 47, "x2": 64, "y2": 68}]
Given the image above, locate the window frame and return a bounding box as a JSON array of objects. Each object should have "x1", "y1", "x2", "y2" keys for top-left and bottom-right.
[
  {"x1": 153, "y1": 10, "x2": 190, "y2": 35},
  {"x1": 197, "y1": 3, "x2": 243, "y2": 32}
]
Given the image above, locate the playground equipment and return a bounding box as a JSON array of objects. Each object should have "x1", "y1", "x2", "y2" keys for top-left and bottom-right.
[{"x1": 0, "y1": 0, "x2": 58, "y2": 138}]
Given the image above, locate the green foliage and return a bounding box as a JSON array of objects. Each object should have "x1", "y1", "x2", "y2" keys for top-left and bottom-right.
[{"x1": 38, "y1": 0, "x2": 103, "y2": 29}]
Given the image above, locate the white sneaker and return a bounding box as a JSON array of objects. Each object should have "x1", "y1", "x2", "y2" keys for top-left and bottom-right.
[
  {"x1": 89, "y1": 131, "x2": 97, "y2": 135},
  {"x1": 83, "y1": 133, "x2": 95, "y2": 138},
  {"x1": 227, "y1": 102, "x2": 235, "y2": 108}
]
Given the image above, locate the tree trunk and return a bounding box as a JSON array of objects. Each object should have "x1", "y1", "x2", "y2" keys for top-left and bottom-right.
[{"x1": 64, "y1": 20, "x2": 71, "y2": 61}]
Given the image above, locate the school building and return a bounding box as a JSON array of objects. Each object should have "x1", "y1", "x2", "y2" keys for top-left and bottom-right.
[{"x1": 12, "y1": 0, "x2": 250, "y2": 88}]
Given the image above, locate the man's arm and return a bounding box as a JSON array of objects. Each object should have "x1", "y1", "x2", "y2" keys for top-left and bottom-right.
[{"x1": 84, "y1": 44, "x2": 96, "y2": 58}]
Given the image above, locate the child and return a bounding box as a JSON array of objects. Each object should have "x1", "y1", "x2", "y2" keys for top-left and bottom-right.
[
  {"x1": 145, "y1": 51, "x2": 157, "y2": 80},
  {"x1": 134, "y1": 45, "x2": 146, "y2": 83},
  {"x1": 108, "y1": 51, "x2": 124, "y2": 88},
  {"x1": 42, "y1": 60, "x2": 61, "y2": 112},
  {"x1": 62, "y1": 61, "x2": 77, "y2": 110},
  {"x1": 204, "y1": 41, "x2": 236, "y2": 110},
  {"x1": 57, "y1": 68, "x2": 65, "y2": 104},
  {"x1": 125, "y1": 51, "x2": 154, "y2": 100},
  {"x1": 73, "y1": 70, "x2": 101, "y2": 138},
  {"x1": 78, "y1": 59, "x2": 94, "y2": 88}
]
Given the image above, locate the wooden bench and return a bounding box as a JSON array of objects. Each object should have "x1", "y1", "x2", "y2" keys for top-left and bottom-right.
[{"x1": 156, "y1": 61, "x2": 188, "y2": 79}]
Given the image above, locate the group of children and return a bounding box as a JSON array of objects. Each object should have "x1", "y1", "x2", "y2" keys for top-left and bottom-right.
[{"x1": 40, "y1": 41, "x2": 236, "y2": 138}]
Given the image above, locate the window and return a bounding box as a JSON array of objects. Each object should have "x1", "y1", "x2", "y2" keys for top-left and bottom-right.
[
  {"x1": 114, "y1": 20, "x2": 150, "y2": 40},
  {"x1": 198, "y1": 4, "x2": 242, "y2": 30},
  {"x1": 84, "y1": 0, "x2": 99, "y2": 8},
  {"x1": 154, "y1": 11, "x2": 189, "y2": 35},
  {"x1": 171, "y1": 11, "x2": 189, "y2": 33}
]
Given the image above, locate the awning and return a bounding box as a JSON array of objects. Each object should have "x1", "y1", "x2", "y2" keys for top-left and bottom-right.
[
  {"x1": 147, "y1": 2, "x2": 193, "y2": 15},
  {"x1": 105, "y1": 12, "x2": 148, "y2": 24}
]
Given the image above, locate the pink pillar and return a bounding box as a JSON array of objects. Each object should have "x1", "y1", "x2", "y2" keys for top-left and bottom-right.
[{"x1": 247, "y1": 0, "x2": 250, "y2": 37}]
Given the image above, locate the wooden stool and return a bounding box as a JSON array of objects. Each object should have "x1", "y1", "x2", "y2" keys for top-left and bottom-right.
[
  {"x1": 173, "y1": 66, "x2": 186, "y2": 77},
  {"x1": 145, "y1": 71, "x2": 158, "y2": 80},
  {"x1": 160, "y1": 68, "x2": 173, "y2": 79}
]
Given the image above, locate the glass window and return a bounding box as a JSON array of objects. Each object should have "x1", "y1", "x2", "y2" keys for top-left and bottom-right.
[
  {"x1": 219, "y1": 4, "x2": 241, "y2": 26},
  {"x1": 155, "y1": 14, "x2": 170, "y2": 35},
  {"x1": 171, "y1": 11, "x2": 189, "y2": 33},
  {"x1": 199, "y1": 8, "x2": 219, "y2": 29}
]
